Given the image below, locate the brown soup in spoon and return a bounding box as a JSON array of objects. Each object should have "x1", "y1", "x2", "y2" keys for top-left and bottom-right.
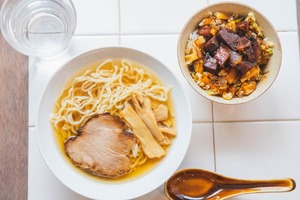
[{"x1": 164, "y1": 169, "x2": 295, "y2": 200}]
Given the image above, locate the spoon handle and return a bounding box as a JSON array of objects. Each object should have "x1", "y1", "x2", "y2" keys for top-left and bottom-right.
[{"x1": 223, "y1": 178, "x2": 296, "y2": 195}]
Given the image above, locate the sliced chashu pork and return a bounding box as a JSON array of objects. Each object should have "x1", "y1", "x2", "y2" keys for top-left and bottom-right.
[{"x1": 65, "y1": 113, "x2": 138, "y2": 178}]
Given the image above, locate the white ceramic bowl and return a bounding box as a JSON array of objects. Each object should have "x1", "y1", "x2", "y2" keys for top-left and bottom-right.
[
  {"x1": 36, "y1": 47, "x2": 192, "y2": 200},
  {"x1": 178, "y1": 2, "x2": 282, "y2": 104}
]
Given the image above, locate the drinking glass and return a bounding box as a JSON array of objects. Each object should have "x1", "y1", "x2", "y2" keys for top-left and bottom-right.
[{"x1": 0, "y1": 0, "x2": 77, "y2": 59}]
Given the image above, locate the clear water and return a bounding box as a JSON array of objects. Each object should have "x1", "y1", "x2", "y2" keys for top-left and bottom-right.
[
  {"x1": 2, "y1": 0, "x2": 75, "y2": 57},
  {"x1": 24, "y1": 12, "x2": 65, "y2": 50}
]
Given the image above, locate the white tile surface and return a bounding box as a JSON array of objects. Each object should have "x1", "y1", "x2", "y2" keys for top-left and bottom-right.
[
  {"x1": 29, "y1": 123, "x2": 215, "y2": 200},
  {"x1": 29, "y1": 36, "x2": 119, "y2": 126},
  {"x1": 213, "y1": 32, "x2": 300, "y2": 122},
  {"x1": 209, "y1": 0, "x2": 298, "y2": 31},
  {"x1": 121, "y1": 35, "x2": 180, "y2": 74},
  {"x1": 214, "y1": 121, "x2": 300, "y2": 200},
  {"x1": 177, "y1": 123, "x2": 215, "y2": 171},
  {"x1": 121, "y1": 35, "x2": 212, "y2": 122},
  {"x1": 68, "y1": 36, "x2": 120, "y2": 56},
  {"x1": 120, "y1": 0, "x2": 207, "y2": 34},
  {"x1": 73, "y1": 0, "x2": 119, "y2": 35},
  {"x1": 28, "y1": 0, "x2": 300, "y2": 199}
]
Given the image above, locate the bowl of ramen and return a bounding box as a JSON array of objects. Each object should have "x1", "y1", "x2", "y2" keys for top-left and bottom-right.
[
  {"x1": 178, "y1": 2, "x2": 281, "y2": 104},
  {"x1": 36, "y1": 47, "x2": 192, "y2": 199}
]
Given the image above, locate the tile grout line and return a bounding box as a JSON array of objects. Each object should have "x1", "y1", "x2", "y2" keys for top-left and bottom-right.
[
  {"x1": 73, "y1": 34, "x2": 120, "y2": 37},
  {"x1": 74, "y1": 33, "x2": 180, "y2": 37},
  {"x1": 115, "y1": 32, "x2": 181, "y2": 36},
  {"x1": 211, "y1": 118, "x2": 300, "y2": 123},
  {"x1": 211, "y1": 101, "x2": 217, "y2": 172},
  {"x1": 118, "y1": 0, "x2": 121, "y2": 45},
  {"x1": 297, "y1": 0, "x2": 300, "y2": 52},
  {"x1": 192, "y1": 118, "x2": 300, "y2": 123}
]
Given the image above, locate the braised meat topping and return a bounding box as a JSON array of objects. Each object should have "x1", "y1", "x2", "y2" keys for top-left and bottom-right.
[{"x1": 185, "y1": 12, "x2": 274, "y2": 100}]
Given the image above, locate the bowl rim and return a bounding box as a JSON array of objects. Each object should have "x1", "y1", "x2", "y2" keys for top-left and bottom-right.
[
  {"x1": 35, "y1": 46, "x2": 192, "y2": 200},
  {"x1": 177, "y1": 1, "x2": 282, "y2": 105}
]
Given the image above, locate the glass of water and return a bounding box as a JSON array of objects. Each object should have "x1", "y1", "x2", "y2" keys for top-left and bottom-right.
[{"x1": 0, "y1": 0, "x2": 76, "y2": 59}]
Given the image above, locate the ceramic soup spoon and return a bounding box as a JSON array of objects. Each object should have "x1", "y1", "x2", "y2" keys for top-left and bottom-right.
[{"x1": 164, "y1": 168, "x2": 295, "y2": 200}]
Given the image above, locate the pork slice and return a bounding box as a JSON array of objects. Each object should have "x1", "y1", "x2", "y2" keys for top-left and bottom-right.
[
  {"x1": 251, "y1": 40, "x2": 262, "y2": 63},
  {"x1": 235, "y1": 61, "x2": 255, "y2": 76},
  {"x1": 198, "y1": 25, "x2": 212, "y2": 38},
  {"x1": 228, "y1": 51, "x2": 242, "y2": 67},
  {"x1": 203, "y1": 53, "x2": 219, "y2": 75},
  {"x1": 236, "y1": 21, "x2": 249, "y2": 36},
  {"x1": 244, "y1": 36, "x2": 262, "y2": 63},
  {"x1": 217, "y1": 28, "x2": 239, "y2": 50},
  {"x1": 204, "y1": 35, "x2": 220, "y2": 53},
  {"x1": 65, "y1": 114, "x2": 138, "y2": 178},
  {"x1": 236, "y1": 37, "x2": 251, "y2": 50},
  {"x1": 214, "y1": 45, "x2": 231, "y2": 67},
  {"x1": 244, "y1": 43, "x2": 262, "y2": 63}
]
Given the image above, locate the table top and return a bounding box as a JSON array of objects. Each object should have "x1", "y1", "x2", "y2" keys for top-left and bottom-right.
[{"x1": 1, "y1": 0, "x2": 300, "y2": 199}]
